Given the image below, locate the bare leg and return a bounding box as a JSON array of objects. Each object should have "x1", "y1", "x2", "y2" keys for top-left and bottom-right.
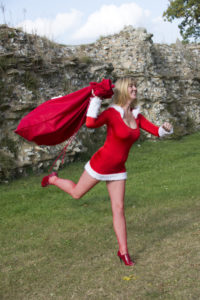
[
  {"x1": 106, "y1": 180, "x2": 128, "y2": 254},
  {"x1": 49, "y1": 170, "x2": 99, "y2": 199}
]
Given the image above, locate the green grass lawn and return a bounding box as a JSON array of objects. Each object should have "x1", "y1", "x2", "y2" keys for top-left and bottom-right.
[{"x1": 0, "y1": 132, "x2": 200, "y2": 300}]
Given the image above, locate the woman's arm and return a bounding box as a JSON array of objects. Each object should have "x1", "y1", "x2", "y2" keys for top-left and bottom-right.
[
  {"x1": 138, "y1": 114, "x2": 173, "y2": 137},
  {"x1": 86, "y1": 96, "x2": 108, "y2": 128}
]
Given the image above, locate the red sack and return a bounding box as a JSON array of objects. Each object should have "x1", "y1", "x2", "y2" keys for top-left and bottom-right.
[{"x1": 15, "y1": 79, "x2": 114, "y2": 146}]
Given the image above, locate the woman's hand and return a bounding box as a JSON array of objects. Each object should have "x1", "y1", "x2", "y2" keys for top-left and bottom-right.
[
  {"x1": 91, "y1": 89, "x2": 102, "y2": 101},
  {"x1": 162, "y1": 122, "x2": 173, "y2": 132}
]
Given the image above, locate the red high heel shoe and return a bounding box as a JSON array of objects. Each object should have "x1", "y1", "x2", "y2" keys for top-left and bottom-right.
[
  {"x1": 41, "y1": 172, "x2": 58, "y2": 187},
  {"x1": 117, "y1": 250, "x2": 135, "y2": 266}
]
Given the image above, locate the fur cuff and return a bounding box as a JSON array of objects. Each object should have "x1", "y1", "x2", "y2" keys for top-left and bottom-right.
[
  {"x1": 86, "y1": 96, "x2": 102, "y2": 118},
  {"x1": 158, "y1": 126, "x2": 173, "y2": 137}
]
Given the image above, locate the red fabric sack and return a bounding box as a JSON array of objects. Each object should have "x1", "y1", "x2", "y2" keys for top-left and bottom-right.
[{"x1": 15, "y1": 79, "x2": 114, "y2": 146}]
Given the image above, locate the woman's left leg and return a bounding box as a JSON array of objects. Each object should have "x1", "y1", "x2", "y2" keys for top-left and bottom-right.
[{"x1": 106, "y1": 180, "x2": 128, "y2": 254}]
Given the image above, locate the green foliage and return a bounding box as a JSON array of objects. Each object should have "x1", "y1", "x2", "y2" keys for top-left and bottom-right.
[
  {"x1": 163, "y1": 0, "x2": 200, "y2": 42},
  {"x1": 23, "y1": 71, "x2": 38, "y2": 92},
  {"x1": 1, "y1": 137, "x2": 17, "y2": 154},
  {"x1": 0, "y1": 79, "x2": 14, "y2": 101},
  {"x1": 0, "y1": 137, "x2": 18, "y2": 179},
  {"x1": 78, "y1": 56, "x2": 93, "y2": 64},
  {"x1": 0, "y1": 56, "x2": 18, "y2": 72},
  {"x1": 0, "y1": 151, "x2": 17, "y2": 178}
]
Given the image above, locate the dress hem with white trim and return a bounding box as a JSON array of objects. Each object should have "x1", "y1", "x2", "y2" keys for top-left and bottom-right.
[{"x1": 85, "y1": 161, "x2": 127, "y2": 181}]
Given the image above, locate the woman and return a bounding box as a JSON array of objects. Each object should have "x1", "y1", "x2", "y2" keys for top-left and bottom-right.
[{"x1": 41, "y1": 77, "x2": 173, "y2": 266}]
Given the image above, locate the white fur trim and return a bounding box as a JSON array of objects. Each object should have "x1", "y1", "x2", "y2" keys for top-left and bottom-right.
[
  {"x1": 132, "y1": 106, "x2": 140, "y2": 118},
  {"x1": 109, "y1": 104, "x2": 124, "y2": 117},
  {"x1": 158, "y1": 126, "x2": 173, "y2": 137},
  {"x1": 86, "y1": 96, "x2": 102, "y2": 118},
  {"x1": 109, "y1": 104, "x2": 140, "y2": 118},
  {"x1": 85, "y1": 161, "x2": 127, "y2": 181}
]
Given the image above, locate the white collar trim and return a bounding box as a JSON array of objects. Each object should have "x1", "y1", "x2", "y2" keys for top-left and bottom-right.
[
  {"x1": 132, "y1": 106, "x2": 140, "y2": 118},
  {"x1": 109, "y1": 104, "x2": 140, "y2": 118},
  {"x1": 109, "y1": 104, "x2": 124, "y2": 117}
]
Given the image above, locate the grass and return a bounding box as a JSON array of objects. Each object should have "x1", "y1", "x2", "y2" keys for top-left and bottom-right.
[{"x1": 0, "y1": 132, "x2": 200, "y2": 300}]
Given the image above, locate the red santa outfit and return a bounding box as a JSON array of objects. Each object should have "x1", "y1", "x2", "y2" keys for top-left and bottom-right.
[{"x1": 85, "y1": 97, "x2": 173, "y2": 181}]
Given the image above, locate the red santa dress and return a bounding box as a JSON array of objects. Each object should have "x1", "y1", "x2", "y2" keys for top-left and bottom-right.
[{"x1": 85, "y1": 97, "x2": 173, "y2": 181}]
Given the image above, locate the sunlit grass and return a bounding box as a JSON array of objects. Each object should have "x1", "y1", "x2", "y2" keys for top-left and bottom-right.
[{"x1": 0, "y1": 132, "x2": 200, "y2": 299}]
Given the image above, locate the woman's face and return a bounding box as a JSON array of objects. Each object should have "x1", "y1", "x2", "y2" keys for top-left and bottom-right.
[{"x1": 127, "y1": 83, "x2": 137, "y2": 101}]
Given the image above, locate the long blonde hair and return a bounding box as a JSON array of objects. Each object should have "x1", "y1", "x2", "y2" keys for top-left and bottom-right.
[{"x1": 113, "y1": 77, "x2": 137, "y2": 108}]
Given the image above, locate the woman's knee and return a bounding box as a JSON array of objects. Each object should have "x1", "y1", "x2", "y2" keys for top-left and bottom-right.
[
  {"x1": 71, "y1": 189, "x2": 82, "y2": 199},
  {"x1": 112, "y1": 203, "x2": 125, "y2": 215}
]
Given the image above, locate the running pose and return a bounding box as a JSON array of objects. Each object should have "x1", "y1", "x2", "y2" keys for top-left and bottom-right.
[{"x1": 42, "y1": 77, "x2": 173, "y2": 266}]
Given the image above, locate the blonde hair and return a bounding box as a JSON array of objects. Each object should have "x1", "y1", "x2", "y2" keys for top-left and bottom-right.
[{"x1": 113, "y1": 77, "x2": 137, "y2": 107}]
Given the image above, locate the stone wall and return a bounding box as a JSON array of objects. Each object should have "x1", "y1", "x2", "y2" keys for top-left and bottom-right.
[{"x1": 0, "y1": 25, "x2": 199, "y2": 181}]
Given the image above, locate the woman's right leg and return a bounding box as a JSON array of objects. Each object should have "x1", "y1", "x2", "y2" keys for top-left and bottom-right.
[{"x1": 49, "y1": 170, "x2": 99, "y2": 199}]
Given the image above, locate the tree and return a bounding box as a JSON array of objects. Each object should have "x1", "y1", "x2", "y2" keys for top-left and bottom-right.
[{"x1": 163, "y1": 0, "x2": 200, "y2": 42}]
